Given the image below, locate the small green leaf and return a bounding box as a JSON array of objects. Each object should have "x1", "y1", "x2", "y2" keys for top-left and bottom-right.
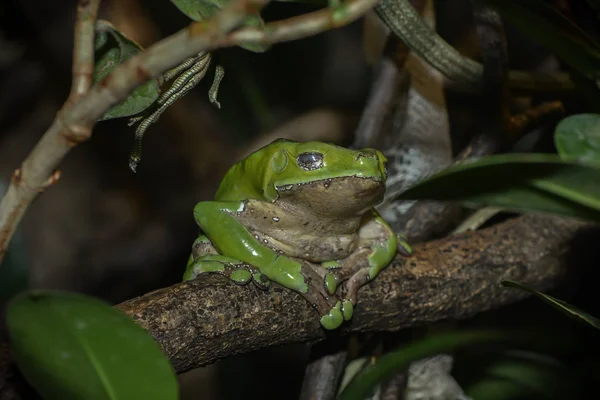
[
  {"x1": 396, "y1": 153, "x2": 600, "y2": 222},
  {"x1": 337, "y1": 331, "x2": 506, "y2": 400},
  {"x1": 170, "y1": 0, "x2": 270, "y2": 52},
  {"x1": 94, "y1": 20, "x2": 160, "y2": 120},
  {"x1": 555, "y1": 114, "x2": 600, "y2": 162},
  {"x1": 480, "y1": 0, "x2": 600, "y2": 85},
  {"x1": 6, "y1": 290, "x2": 178, "y2": 400},
  {"x1": 502, "y1": 280, "x2": 600, "y2": 330}
]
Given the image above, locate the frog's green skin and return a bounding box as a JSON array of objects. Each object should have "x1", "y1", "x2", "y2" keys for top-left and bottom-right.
[{"x1": 184, "y1": 139, "x2": 412, "y2": 330}]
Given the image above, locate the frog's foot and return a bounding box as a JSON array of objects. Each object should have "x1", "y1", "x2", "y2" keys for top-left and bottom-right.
[
  {"x1": 297, "y1": 260, "x2": 345, "y2": 330},
  {"x1": 320, "y1": 232, "x2": 412, "y2": 315},
  {"x1": 184, "y1": 254, "x2": 270, "y2": 289}
]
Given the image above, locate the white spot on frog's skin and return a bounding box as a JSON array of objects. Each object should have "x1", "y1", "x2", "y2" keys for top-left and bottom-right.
[
  {"x1": 263, "y1": 239, "x2": 268, "y2": 244},
  {"x1": 272, "y1": 217, "x2": 280, "y2": 222},
  {"x1": 236, "y1": 203, "x2": 245, "y2": 212}
]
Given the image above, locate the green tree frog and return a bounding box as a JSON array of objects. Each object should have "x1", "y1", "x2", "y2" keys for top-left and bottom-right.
[{"x1": 184, "y1": 139, "x2": 412, "y2": 329}]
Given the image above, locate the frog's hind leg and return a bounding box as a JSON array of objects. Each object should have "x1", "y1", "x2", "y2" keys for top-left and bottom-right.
[
  {"x1": 191, "y1": 234, "x2": 219, "y2": 258},
  {"x1": 184, "y1": 254, "x2": 271, "y2": 289}
]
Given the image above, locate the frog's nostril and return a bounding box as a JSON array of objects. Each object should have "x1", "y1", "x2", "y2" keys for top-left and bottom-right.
[{"x1": 355, "y1": 150, "x2": 377, "y2": 161}]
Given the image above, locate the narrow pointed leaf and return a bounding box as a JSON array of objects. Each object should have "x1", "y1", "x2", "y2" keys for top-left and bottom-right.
[
  {"x1": 502, "y1": 280, "x2": 600, "y2": 330},
  {"x1": 466, "y1": 350, "x2": 583, "y2": 400},
  {"x1": 94, "y1": 20, "x2": 160, "y2": 120},
  {"x1": 337, "y1": 331, "x2": 506, "y2": 400},
  {"x1": 479, "y1": 0, "x2": 600, "y2": 84},
  {"x1": 6, "y1": 290, "x2": 178, "y2": 400},
  {"x1": 555, "y1": 113, "x2": 600, "y2": 162},
  {"x1": 396, "y1": 153, "x2": 600, "y2": 222}
]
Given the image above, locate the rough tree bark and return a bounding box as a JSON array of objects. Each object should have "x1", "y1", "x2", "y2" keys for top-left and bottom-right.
[{"x1": 117, "y1": 214, "x2": 593, "y2": 374}]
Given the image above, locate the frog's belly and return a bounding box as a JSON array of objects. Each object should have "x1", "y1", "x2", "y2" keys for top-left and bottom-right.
[
  {"x1": 235, "y1": 199, "x2": 362, "y2": 263},
  {"x1": 252, "y1": 230, "x2": 357, "y2": 263}
]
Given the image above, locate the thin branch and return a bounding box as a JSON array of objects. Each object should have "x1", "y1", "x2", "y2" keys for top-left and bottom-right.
[
  {"x1": 69, "y1": 0, "x2": 101, "y2": 103},
  {"x1": 0, "y1": 0, "x2": 381, "y2": 265},
  {"x1": 117, "y1": 214, "x2": 592, "y2": 374},
  {"x1": 0, "y1": 0, "x2": 101, "y2": 262},
  {"x1": 221, "y1": 0, "x2": 380, "y2": 45}
]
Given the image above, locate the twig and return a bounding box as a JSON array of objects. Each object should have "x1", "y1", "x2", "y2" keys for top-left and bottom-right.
[
  {"x1": 0, "y1": 0, "x2": 381, "y2": 264},
  {"x1": 0, "y1": 0, "x2": 101, "y2": 262},
  {"x1": 222, "y1": 0, "x2": 381, "y2": 46},
  {"x1": 117, "y1": 214, "x2": 590, "y2": 373},
  {"x1": 69, "y1": 0, "x2": 100, "y2": 104}
]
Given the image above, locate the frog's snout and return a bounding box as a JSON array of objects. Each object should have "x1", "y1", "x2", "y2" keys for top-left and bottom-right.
[{"x1": 355, "y1": 149, "x2": 388, "y2": 180}]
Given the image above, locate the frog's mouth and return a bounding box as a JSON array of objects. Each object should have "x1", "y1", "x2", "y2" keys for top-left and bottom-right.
[{"x1": 275, "y1": 175, "x2": 385, "y2": 216}]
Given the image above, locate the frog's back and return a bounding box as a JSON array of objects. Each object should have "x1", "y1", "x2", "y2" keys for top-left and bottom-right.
[{"x1": 214, "y1": 139, "x2": 290, "y2": 202}]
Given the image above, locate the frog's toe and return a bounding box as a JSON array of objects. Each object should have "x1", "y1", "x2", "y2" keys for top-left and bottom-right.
[
  {"x1": 341, "y1": 299, "x2": 354, "y2": 321},
  {"x1": 251, "y1": 271, "x2": 271, "y2": 290},
  {"x1": 396, "y1": 233, "x2": 412, "y2": 256},
  {"x1": 230, "y1": 268, "x2": 253, "y2": 285},
  {"x1": 320, "y1": 301, "x2": 344, "y2": 330},
  {"x1": 324, "y1": 272, "x2": 340, "y2": 295}
]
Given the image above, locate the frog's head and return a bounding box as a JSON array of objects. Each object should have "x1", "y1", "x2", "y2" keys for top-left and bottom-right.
[{"x1": 262, "y1": 139, "x2": 388, "y2": 216}]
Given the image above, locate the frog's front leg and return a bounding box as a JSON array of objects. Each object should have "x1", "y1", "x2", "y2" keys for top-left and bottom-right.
[
  {"x1": 323, "y1": 211, "x2": 412, "y2": 312},
  {"x1": 187, "y1": 200, "x2": 346, "y2": 330}
]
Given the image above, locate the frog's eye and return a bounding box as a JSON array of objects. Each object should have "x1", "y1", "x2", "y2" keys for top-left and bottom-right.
[{"x1": 297, "y1": 152, "x2": 323, "y2": 171}]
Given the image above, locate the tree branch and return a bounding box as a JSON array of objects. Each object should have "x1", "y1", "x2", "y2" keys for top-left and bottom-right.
[
  {"x1": 117, "y1": 214, "x2": 593, "y2": 374},
  {"x1": 0, "y1": 0, "x2": 100, "y2": 263}
]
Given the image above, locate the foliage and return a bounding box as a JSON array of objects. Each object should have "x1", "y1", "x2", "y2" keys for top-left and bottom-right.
[
  {"x1": 94, "y1": 20, "x2": 160, "y2": 120},
  {"x1": 6, "y1": 291, "x2": 178, "y2": 400}
]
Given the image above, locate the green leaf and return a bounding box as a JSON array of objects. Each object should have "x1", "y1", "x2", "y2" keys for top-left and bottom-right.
[
  {"x1": 94, "y1": 20, "x2": 160, "y2": 120},
  {"x1": 555, "y1": 114, "x2": 600, "y2": 162},
  {"x1": 6, "y1": 290, "x2": 178, "y2": 400},
  {"x1": 170, "y1": 0, "x2": 270, "y2": 52},
  {"x1": 479, "y1": 0, "x2": 600, "y2": 85},
  {"x1": 466, "y1": 350, "x2": 582, "y2": 400},
  {"x1": 396, "y1": 153, "x2": 600, "y2": 222},
  {"x1": 337, "y1": 331, "x2": 506, "y2": 400},
  {"x1": 502, "y1": 280, "x2": 600, "y2": 330}
]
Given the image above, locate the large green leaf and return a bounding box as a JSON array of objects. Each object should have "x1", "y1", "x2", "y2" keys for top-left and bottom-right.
[
  {"x1": 555, "y1": 114, "x2": 600, "y2": 163},
  {"x1": 94, "y1": 20, "x2": 160, "y2": 120},
  {"x1": 337, "y1": 331, "x2": 506, "y2": 400},
  {"x1": 479, "y1": 0, "x2": 600, "y2": 85},
  {"x1": 502, "y1": 280, "x2": 600, "y2": 330},
  {"x1": 170, "y1": 0, "x2": 269, "y2": 52},
  {"x1": 6, "y1": 290, "x2": 178, "y2": 400},
  {"x1": 395, "y1": 153, "x2": 600, "y2": 222}
]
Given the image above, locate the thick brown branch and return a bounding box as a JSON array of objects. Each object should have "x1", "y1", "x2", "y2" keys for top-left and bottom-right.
[{"x1": 117, "y1": 214, "x2": 592, "y2": 374}]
